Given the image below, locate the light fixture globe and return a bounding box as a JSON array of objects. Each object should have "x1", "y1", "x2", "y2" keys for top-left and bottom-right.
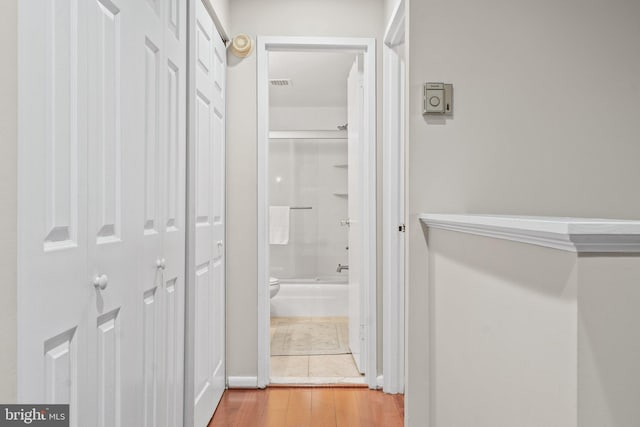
[{"x1": 230, "y1": 34, "x2": 253, "y2": 58}]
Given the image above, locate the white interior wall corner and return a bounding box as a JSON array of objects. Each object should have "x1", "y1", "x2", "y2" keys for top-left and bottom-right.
[{"x1": 0, "y1": 0, "x2": 18, "y2": 404}]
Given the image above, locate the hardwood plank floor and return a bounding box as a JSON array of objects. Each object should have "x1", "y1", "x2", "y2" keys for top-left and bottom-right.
[{"x1": 208, "y1": 387, "x2": 404, "y2": 427}]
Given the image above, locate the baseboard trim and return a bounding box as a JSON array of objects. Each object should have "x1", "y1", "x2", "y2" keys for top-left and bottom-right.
[{"x1": 227, "y1": 376, "x2": 259, "y2": 389}]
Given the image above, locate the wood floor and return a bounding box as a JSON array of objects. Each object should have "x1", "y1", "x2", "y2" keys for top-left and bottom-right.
[{"x1": 208, "y1": 387, "x2": 404, "y2": 427}]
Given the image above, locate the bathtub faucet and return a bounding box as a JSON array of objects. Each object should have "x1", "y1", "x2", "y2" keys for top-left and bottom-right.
[{"x1": 336, "y1": 264, "x2": 349, "y2": 273}]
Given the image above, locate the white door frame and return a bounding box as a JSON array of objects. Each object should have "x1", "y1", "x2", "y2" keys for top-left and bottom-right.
[
  {"x1": 383, "y1": 0, "x2": 406, "y2": 394},
  {"x1": 256, "y1": 36, "x2": 378, "y2": 389},
  {"x1": 184, "y1": 0, "x2": 228, "y2": 425}
]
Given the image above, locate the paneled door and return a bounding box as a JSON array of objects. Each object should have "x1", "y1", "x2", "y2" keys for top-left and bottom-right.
[
  {"x1": 18, "y1": 1, "x2": 91, "y2": 425},
  {"x1": 347, "y1": 56, "x2": 366, "y2": 374},
  {"x1": 138, "y1": 0, "x2": 187, "y2": 426},
  {"x1": 157, "y1": 0, "x2": 188, "y2": 426},
  {"x1": 18, "y1": 0, "x2": 186, "y2": 426},
  {"x1": 85, "y1": 0, "x2": 147, "y2": 424},
  {"x1": 192, "y1": 0, "x2": 227, "y2": 424}
]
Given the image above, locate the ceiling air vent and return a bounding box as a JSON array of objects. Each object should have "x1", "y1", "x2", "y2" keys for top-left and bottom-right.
[{"x1": 270, "y1": 79, "x2": 292, "y2": 86}]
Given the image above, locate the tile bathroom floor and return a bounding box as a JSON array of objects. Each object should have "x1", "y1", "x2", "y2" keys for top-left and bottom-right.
[{"x1": 270, "y1": 317, "x2": 365, "y2": 384}]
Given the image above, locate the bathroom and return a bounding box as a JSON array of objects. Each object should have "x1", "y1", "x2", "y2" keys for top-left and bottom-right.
[{"x1": 267, "y1": 50, "x2": 365, "y2": 383}]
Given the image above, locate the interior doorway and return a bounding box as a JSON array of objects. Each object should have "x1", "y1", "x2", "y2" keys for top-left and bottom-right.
[{"x1": 256, "y1": 37, "x2": 378, "y2": 388}]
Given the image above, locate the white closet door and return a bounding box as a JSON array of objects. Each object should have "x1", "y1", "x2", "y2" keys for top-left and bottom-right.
[
  {"x1": 139, "y1": 2, "x2": 167, "y2": 426},
  {"x1": 19, "y1": 1, "x2": 186, "y2": 426},
  {"x1": 85, "y1": 0, "x2": 147, "y2": 425},
  {"x1": 193, "y1": 0, "x2": 226, "y2": 424},
  {"x1": 138, "y1": 0, "x2": 187, "y2": 426},
  {"x1": 160, "y1": 0, "x2": 188, "y2": 426},
  {"x1": 18, "y1": 1, "x2": 90, "y2": 425}
]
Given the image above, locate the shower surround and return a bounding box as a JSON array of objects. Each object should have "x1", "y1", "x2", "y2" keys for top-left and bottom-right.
[{"x1": 269, "y1": 136, "x2": 348, "y2": 283}]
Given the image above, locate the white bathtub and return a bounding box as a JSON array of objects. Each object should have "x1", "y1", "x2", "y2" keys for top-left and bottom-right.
[{"x1": 270, "y1": 281, "x2": 348, "y2": 317}]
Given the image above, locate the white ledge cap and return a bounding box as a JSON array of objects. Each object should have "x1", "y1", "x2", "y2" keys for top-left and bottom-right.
[{"x1": 419, "y1": 214, "x2": 640, "y2": 253}]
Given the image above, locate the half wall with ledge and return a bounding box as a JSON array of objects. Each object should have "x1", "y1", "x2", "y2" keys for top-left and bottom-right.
[{"x1": 419, "y1": 214, "x2": 640, "y2": 427}]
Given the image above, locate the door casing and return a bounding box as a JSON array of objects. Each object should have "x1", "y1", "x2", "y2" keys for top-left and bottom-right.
[
  {"x1": 382, "y1": 0, "x2": 406, "y2": 395},
  {"x1": 255, "y1": 36, "x2": 378, "y2": 389}
]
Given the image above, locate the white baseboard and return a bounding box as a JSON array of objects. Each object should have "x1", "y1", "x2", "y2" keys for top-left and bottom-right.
[
  {"x1": 227, "y1": 376, "x2": 258, "y2": 389},
  {"x1": 376, "y1": 375, "x2": 384, "y2": 389},
  {"x1": 271, "y1": 376, "x2": 367, "y2": 385}
]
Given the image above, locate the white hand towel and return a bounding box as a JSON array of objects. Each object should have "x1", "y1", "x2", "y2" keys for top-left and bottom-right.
[{"x1": 269, "y1": 206, "x2": 290, "y2": 245}]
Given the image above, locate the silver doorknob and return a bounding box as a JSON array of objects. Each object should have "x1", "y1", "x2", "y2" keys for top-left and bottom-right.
[
  {"x1": 156, "y1": 258, "x2": 166, "y2": 270},
  {"x1": 93, "y1": 274, "x2": 108, "y2": 290},
  {"x1": 340, "y1": 218, "x2": 351, "y2": 227}
]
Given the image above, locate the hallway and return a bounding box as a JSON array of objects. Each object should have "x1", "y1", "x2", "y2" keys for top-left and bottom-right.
[{"x1": 208, "y1": 387, "x2": 404, "y2": 427}]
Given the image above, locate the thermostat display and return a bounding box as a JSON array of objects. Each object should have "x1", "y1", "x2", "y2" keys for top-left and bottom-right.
[{"x1": 423, "y1": 82, "x2": 453, "y2": 115}]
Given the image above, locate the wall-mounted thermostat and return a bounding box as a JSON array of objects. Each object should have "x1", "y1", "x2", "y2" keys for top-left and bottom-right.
[{"x1": 423, "y1": 82, "x2": 453, "y2": 115}]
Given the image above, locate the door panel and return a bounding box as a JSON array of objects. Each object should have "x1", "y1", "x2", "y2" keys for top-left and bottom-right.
[
  {"x1": 139, "y1": 0, "x2": 188, "y2": 425},
  {"x1": 140, "y1": 8, "x2": 164, "y2": 425},
  {"x1": 162, "y1": 0, "x2": 187, "y2": 424},
  {"x1": 142, "y1": 287, "x2": 159, "y2": 427},
  {"x1": 96, "y1": 309, "x2": 121, "y2": 427},
  {"x1": 144, "y1": 37, "x2": 161, "y2": 234},
  {"x1": 19, "y1": 0, "x2": 186, "y2": 425},
  {"x1": 348, "y1": 57, "x2": 366, "y2": 374},
  {"x1": 87, "y1": 0, "x2": 141, "y2": 424},
  {"x1": 193, "y1": 0, "x2": 226, "y2": 425},
  {"x1": 44, "y1": 328, "x2": 78, "y2": 405},
  {"x1": 166, "y1": 63, "x2": 181, "y2": 231},
  {"x1": 91, "y1": 0, "x2": 122, "y2": 243},
  {"x1": 43, "y1": 0, "x2": 79, "y2": 251},
  {"x1": 18, "y1": 0, "x2": 89, "y2": 425}
]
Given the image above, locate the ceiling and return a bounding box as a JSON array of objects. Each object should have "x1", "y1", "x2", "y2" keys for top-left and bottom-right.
[{"x1": 268, "y1": 51, "x2": 356, "y2": 108}]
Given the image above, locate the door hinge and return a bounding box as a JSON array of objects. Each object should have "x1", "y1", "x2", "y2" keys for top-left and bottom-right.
[{"x1": 398, "y1": 224, "x2": 406, "y2": 232}]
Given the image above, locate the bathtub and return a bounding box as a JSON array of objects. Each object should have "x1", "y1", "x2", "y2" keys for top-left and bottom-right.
[{"x1": 270, "y1": 278, "x2": 348, "y2": 317}]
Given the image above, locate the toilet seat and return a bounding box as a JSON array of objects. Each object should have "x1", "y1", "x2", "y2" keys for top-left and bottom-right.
[{"x1": 269, "y1": 277, "x2": 280, "y2": 299}]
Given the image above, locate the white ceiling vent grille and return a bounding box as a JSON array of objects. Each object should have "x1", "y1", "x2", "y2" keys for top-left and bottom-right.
[{"x1": 270, "y1": 79, "x2": 292, "y2": 86}]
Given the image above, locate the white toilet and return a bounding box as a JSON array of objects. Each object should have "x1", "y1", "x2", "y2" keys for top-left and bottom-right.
[{"x1": 269, "y1": 276, "x2": 281, "y2": 299}]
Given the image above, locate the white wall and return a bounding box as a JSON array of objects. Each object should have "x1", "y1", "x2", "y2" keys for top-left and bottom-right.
[
  {"x1": 0, "y1": 0, "x2": 17, "y2": 403},
  {"x1": 578, "y1": 256, "x2": 640, "y2": 427},
  {"x1": 406, "y1": 0, "x2": 640, "y2": 425},
  {"x1": 227, "y1": 0, "x2": 384, "y2": 378},
  {"x1": 428, "y1": 229, "x2": 578, "y2": 427},
  {"x1": 425, "y1": 228, "x2": 640, "y2": 427},
  {"x1": 270, "y1": 107, "x2": 347, "y2": 131}
]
